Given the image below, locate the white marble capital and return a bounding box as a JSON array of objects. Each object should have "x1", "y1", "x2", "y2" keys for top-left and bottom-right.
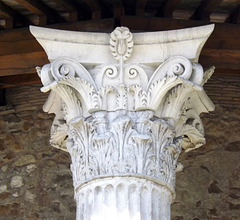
[{"x1": 31, "y1": 24, "x2": 215, "y2": 220}]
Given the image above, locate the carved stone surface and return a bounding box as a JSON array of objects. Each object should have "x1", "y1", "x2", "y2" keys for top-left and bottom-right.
[
  {"x1": 75, "y1": 177, "x2": 172, "y2": 220},
  {"x1": 67, "y1": 111, "x2": 180, "y2": 191},
  {"x1": 31, "y1": 25, "x2": 215, "y2": 220}
]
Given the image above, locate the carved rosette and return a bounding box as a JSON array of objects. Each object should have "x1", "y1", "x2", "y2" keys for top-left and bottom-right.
[{"x1": 32, "y1": 25, "x2": 215, "y2": 219}]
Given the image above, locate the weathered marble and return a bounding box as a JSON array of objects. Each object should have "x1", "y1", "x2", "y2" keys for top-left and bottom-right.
[{"x1": 30, "y1": 25, "x2": 215, "y2": 219}]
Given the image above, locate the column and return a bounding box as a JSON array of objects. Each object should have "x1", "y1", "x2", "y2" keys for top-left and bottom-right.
[{"x1": 30, "y1": 24, "x2": 215, "y2": 220}]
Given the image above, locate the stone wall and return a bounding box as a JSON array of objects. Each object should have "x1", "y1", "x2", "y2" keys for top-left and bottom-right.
[
  {"x1": 172, "y1": 105, "x2": 240, "y2": 220},
  {"x1": 172, "y1": 76, "x2": 240, "y2": 220},
  {"x1": 0, "y1": 76, "x2": 240, "y2": 220},
  {"x1": 0, "y1": 85, "x2": 75, "y2": 220}
]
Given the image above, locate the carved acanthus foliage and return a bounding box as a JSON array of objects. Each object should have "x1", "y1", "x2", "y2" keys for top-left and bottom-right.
[
  {"x1": 39, "y1": 57, "x2": 211, "y2": 112},
  {"x1": 67, "y1": 111, "x2": 182, "y2": 189},
  {"x1": 39, "y1": 53, "x2": 212, "y2": 151},
  {"x1": 202, "y1": 66, "x2": 215, "y2": 86},
  {"x1": 36, "y1": 26, "x2": 215, "y2": 190}
]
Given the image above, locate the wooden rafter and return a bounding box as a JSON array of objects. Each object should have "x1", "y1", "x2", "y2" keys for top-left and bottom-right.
[
  {"x1": 0, "y1": 74, "x2": 40, "y2": 89},
  {"x1": 14, "y1": 0, "x2": 47, "y2": 25},
  {"x1": 191, "y1": 0, "x2": 224, "y2": 21},
  {"x1": 14, "y1": 0, "x2": 46, "y2": 15},
  {"x1": 15, "y1": 0, "x2": 65, "y2": 25},
  {"x1": 0, "y1": 1, "x2": 13, "y2": 29},
  {"x1": 113, "y1": 0, "x2": 124, "y2": 23},
  {"x1": 0, "y1": 1, "x2": 13, "y2": 18},
  {"x1": 83, "y1": 0, "x2": 101, "y2": 19},
  {"x1": 156, "y1": 0, "x2": 183, "y2": 17},
  {"x1": 136, "y1": 0, "x2": 148, "y2": 16},
  {"x1": 1, "y1": 18, "x2": 13, "y2": 29},
  {"x1": 0, "y1": 1, "x2": 32, "y2": 28},
  {"x1": 226, "y1": 5, "x2": 240, "y2": 24},
  {"x1": 51, "y1": 0, "x2": 78, "y2": 22}
]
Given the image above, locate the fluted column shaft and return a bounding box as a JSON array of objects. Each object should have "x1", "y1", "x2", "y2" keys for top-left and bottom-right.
[{"x1": 75, "y1": 177, "x2": 172, "y2": 220}]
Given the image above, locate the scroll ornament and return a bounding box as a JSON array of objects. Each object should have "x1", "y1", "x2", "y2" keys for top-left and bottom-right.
[{"x1": 37, "y1": 27, "x2": 215, "y2": 192}]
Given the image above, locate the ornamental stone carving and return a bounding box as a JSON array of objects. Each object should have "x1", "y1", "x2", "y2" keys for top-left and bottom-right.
[{"x1": 31, "y1": 24, "x2": 215, "y2": 220}]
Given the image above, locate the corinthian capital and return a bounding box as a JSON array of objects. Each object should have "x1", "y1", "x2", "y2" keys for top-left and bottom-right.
[{"x1": 31, "y1": 24, "x2": 215, "y2": 220}]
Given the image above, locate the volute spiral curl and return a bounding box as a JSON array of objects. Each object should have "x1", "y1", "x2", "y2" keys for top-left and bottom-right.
[
  {"x1": 104, "y1": 66, "x2": 118, "y2": 79},
  {"x1": 167, "y1": 56, "x2": 192, "y2": 80},
  {"x1": 128, "y1": 68, "x2": 138, "y2": 79},
  {"x1": 49, "y1": 57, "x2": 97, "y2": 90},
  {"x1": 51, "y1": 59, "x2": 76, "y2": 80},
  {"x1": 60, "y1": 64, "x2": 75, "y2": 77},
  {"x1": 172, "y1": 64, "x2": 184, "y2": 76}
]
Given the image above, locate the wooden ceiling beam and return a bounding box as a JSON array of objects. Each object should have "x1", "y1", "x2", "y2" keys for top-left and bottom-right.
[
  {"x1": 0, "y1": 1, "x2": 32, "y2": 28},
  {"x1": 3, "y1": 18, "x2": 13, "y2": 29},
  {"x1": 15, "y1": 0, "x2": 65, "y2": 24},
  {"x1": 200, "y1": 49, "x2": 240, "y2": 70},
  {"x1": 226, "y1": 5, "x2": 240, "y2": 24},
  {"x1": 156, "y1": 0, "x2": 183, "y2": 17},
  {"x1": 83, "y1": 0, "x2": 102, "y2": 19},
  {"x1": 190, "y1": 0, "x2": 224, "y2": 21},
  {"x1": 55, "y1": 0, "x2": 77, "y2": 11},
  {"x1": 14, "y1": 0, "x2": 66, "y2": 25},
  {"x1": 51, "y1": 0, "x2": 78, "y2": 22},
  {"x1": 0, "y1": 1, "x2": 16, "y2": 18},
  {"x1": 120, "y1": 15, "x2": 209, "y2": 31},
  {"x1": 136, "y1": 0, "x2": 148, "y2": 16},
  {"x1": 14, "y1": 0, "x2": 47, "y2": 25},
  {"x1": 0, "y1": 1, "x2": 14, "y2": 28},
  {"x1": 0, "y1": 74, "x2": 40, "y2": 89},
  {"x1": 14, "y1": 0, "x2": 46, "y2": 15},
  {"x1": 113, "y1": 0, "x2": 125, "y2": 23}
]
